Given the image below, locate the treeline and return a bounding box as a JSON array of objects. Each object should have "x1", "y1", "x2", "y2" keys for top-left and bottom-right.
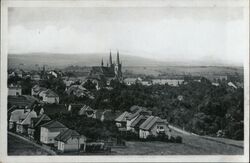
[{"x1": 89, "y1": 78, "x2": 244, "y2": 140}]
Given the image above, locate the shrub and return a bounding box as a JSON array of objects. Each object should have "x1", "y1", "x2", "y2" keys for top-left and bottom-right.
[
  {"x1": 175, "y1": 136, "x2": 183, "y2": 143},
  {"x1": 169, "y1": 136, "x2": 176, "y2": 143}
]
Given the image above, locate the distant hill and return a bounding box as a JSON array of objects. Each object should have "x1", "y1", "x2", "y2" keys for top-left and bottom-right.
[
  {"x1": 8, "y1": 53, "x2": 243, "y2": 70},
  {"x1": 8, "y1": 53, "x2": 168, "y2": 69}
]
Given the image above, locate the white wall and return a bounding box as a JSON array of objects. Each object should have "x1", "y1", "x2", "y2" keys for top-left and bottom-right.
[{"x1": 8, "y1": 88, "x2": 22, "y2": 96}]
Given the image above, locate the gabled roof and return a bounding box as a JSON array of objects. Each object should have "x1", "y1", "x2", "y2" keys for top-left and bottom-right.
[
  {"x1": 44, "y1": 89, "x2": 59, "y2": 97},
  {"x1": 32, "y1": 85, "x2": 47, "y2": 93},
  {"x1": 115, "y1": 111, "x2": 131, "y2": 122},
  {"x1": 130, "y1": 115, "x2": 148, "y2": 128},
  {"x1": 127, "y1": 106, "x2": 151, "y2": 120},
  {"x1": 32, "y1": 114, "x2": 51, "y2": 128},
  {"x1": 8, "y1": 95, "x2": 36, "y2": 108},
  {"x1": 20, "y1": 110, "x2": 37, "y2": 125},
  {"x1": 55, "y1": 129, "x2": 85, "y2": 143},
  {"x1": 9, "y1": 109, "x2": 29, "y2": 122},
  {"x1": 78, "y1": 105, "x2": 95, "y2": 115},
  {"x1": 139, "y1": 116, "x2": 167, "y2": 130},
  {"x1": 40, "y1": 120, "x2": 67, "y2": 129}
]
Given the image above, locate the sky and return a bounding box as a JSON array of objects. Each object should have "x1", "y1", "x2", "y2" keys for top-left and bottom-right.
[{"x1": 8, "y1": 5, "x2": 247, "y2": 65}]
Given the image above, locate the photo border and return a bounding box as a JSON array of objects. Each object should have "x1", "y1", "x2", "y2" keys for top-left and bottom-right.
[{"x1": 1, "y1": 0, "x2": 249, "y2": 162}]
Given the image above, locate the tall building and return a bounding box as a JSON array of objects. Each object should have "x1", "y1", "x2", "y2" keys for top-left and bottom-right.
[{"x1": 88, "y1": 50, "x2": 123, "y2": 87}]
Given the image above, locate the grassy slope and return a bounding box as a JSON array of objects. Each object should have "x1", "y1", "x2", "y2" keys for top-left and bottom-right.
[
  {"x1": 112, "y1": 135, "x2": 243, "y2": 155},
  {"x1": 8, "y1": 134, "x2": 51, "y2": 155}
]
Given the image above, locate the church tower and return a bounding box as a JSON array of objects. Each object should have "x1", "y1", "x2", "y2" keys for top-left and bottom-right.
[
  {"x1": 101, "y1": 58, "x2": 104, "y2": 67},
  {"x1": 109, "y1": 50, "x2": 112, "y2": 66},
  {"x1": 114, "y1": 50, "x2": 122, "y2": 81}
]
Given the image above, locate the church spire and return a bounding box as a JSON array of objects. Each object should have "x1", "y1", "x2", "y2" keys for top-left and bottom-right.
[
  {"x1": 101, "y1": 58, "x2": 104, "y2": 67},
  {"x1": 117, "y1": 50, "x2": 120, "y2": 64},
  {"x1": 109, "y1": 50, "x2": 112, "y2": 66}
]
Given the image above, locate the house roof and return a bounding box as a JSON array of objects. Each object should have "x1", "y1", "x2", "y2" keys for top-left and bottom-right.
[
  {"x1": 8, "y1": 95, "x2": 36, "y2": 108},
  {"x1": 32, "y1": 85, "x2": 47, "y2": 93},
  {"x1": 130, "y1": 115, "x2": 148, "y2": 128},
  {"x1": 20, "y1": 110, "x2": 37, "y2": 125},
  {"x1": 44, "y1": 89, "x2": 59, "y2": 97},
  {"x1": 9, "y1": 109, "x2": 29, "y2": 122},
  {"x1": 31, "y1": 114, "x2": 51, "y2": 128},
  {"x1": 34, "y1": 104, "x2": 69, "y2": 116},
  {"x1": 78, "y1": 105, "x2": 95, "y2": 115},
  {"x1": 127, "y1": 106, "x2": 151, "y2": 120},
  {"x1": 55, "y1": 129, "x2": 85, "y2": 143},
  {"x1": 40, "y1": 120, "x2": 67, "y2": 129},
  {"x1": 115, "y1": 111, "x2": 131, "y2": 122},
  {"x1": 139, "y1": 116, "x2": 167, "y2": 130}
]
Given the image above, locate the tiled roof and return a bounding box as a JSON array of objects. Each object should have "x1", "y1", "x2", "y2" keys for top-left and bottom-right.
[
  {"x1": 115, "y1": 111, "x2": 131, "y2": 122},
  {"x1": 78, "y1": 105, "x2": 94, "y2": 115},
  {"x1": 9, "y1": 109, "x2": 29, "y2": 122},
  {"x1": 20, "y1": 110, "x2": 37, "y2": 125},
  {"x1": 127, "y1": 106, "x2": 150, "y2": 120},
  {"x1": 33, "y1": 114, "x2": 51, "y2": 127},
  {"x1": 8, "y1": 95, "x2": 36, "y2": 108},
  {"x1": 44, "y1": 89, "x2": 58, "y2": 97},
  {"x1": 40, "y1": 120, "x2": 67, "y2": 129},
  {"x1": 130, "y1": 115, "x2": 148, "y2": 128},
  {"x1": 139, "y1": 116, "x2": 166, "y2": 130},
  {"x1": 34, "y1": 105, "x2": 69, "y2": 116},
  {"x1": 55, "y1": 129, "x2": 86, "y2": 143}
]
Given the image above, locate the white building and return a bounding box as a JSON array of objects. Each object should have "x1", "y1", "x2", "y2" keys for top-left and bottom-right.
[
  {"x1": 40, "y1": 120, "x2": 68, "y2": 145},
  {"x1": 8, "y1": 85, "x2": 22, "y2": 96},
  {"x1": 39, "y1": 89, "x2": 59, "y2": 104},
  {"x1": 55, "y1": 129, "x2": 87, "y2": 152}
]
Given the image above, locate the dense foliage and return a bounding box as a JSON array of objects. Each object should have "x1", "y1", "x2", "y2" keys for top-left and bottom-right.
[{"x1": 89, "y1": 78, "x2": 244, "y2": 140}]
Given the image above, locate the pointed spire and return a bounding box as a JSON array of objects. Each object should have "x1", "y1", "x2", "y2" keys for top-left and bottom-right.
[
  {"x1": 109, "y1": 50, "x2": 112, "y2": 65},
  {"x1": 101, "y1": 58, "x2": 104, "y2": 67},
  {"x1": 117, "y1": 50, "x2": 120, "y2": 64}
]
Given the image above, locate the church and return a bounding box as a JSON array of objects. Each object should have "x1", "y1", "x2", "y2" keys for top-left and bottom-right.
[{"x1": 87, "y1": 50, "x2": 123, "y2": 87}]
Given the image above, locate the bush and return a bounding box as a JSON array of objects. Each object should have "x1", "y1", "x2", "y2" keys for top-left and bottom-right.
[
  {"x1": 169, "y1": 136, "x2": 176, "y2": 143},
  {"x1": 175, "y1": 136, "x2": 183, "y2": 143}
]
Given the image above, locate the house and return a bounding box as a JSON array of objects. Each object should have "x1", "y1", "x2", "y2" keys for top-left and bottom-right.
[
  {"x1": 177, "y1": 95, "x2": 184, "y2": 101},
  {"x1": 152, "y1": 79, "x2": 184, "y2": 86},
  {"x1": 212, "y1": 82, "x2": 220, "y2": 87},
  {"x1": 115, "y1": 111, "x2": 131, "y2": 130},
  {"x1": 15, "y1": 69, "x2": 23, "y2": 78},
  {"x1": 8, "y1": 95, "x2": 38, "y2": 109},
  {"x1": 9, "y1": 109, "x2": 30, "y2": 130},
  {"x1": 124, "y1": 78, "x2": 138, "y2": 86},
  {"x1": 99, "y1": 110, "x2": 121, "y2": 122},
  {"x1": 16, "y1": 110, "x2": 37, "y2": 134},
  {"x1": 139, "y1": 116, "x2": 170, "y2": 139},
  {"x1": 31, "y1": 85, "x2": 47, "y2": 96},
  {"x1": 48, "y1": 71, "x2": 58, "y2": 78},
  {"x1": 126, "y1": 106, "x2": 152, "y2": 131},
  {"x1": 28, "y1": 114, "x2": 51, "y2": 140},
  {"x1": 34, "y1": 105, "x2": 69, "y2": 117},
  {"x1": 39, "y1": 89, "x2": 59, "y2": 104},
  {"x1": 78, "y1": 105, "x2": 96, "y2": 118},
  {"x1": 8, "y1": 84, "x2": 22, "y2": 96},
  {"x1": 228, "y1": 82, "x2": 237, "y2": 89},
  {"x1": 130, "y1": 115, "x2": 149, "y2": 134},
  {"x1": 55, "y1": 129, "x2": 87, "y2": 152},
  {"x1": 66, "y1": 85, "x2": 94, "y2": 99},
  {"x1": 40, "y1": 120, "x2": 68, "y2": 145},
  {"x1": 32, "y1": 74, "x2": 41, "y2": 81}
]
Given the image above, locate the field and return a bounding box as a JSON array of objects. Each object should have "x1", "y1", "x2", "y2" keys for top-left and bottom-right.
[
  {"x1": 8, "y1": 133, "x2": 52, "y2": 155},
  {"x1": 111, "y1": 135, "x2": 243, "y2": 155}
]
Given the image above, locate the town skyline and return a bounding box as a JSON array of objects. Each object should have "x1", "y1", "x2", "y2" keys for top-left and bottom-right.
[{"x1": 8, "y1": 5, "x2": 247, "y2": 66}]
